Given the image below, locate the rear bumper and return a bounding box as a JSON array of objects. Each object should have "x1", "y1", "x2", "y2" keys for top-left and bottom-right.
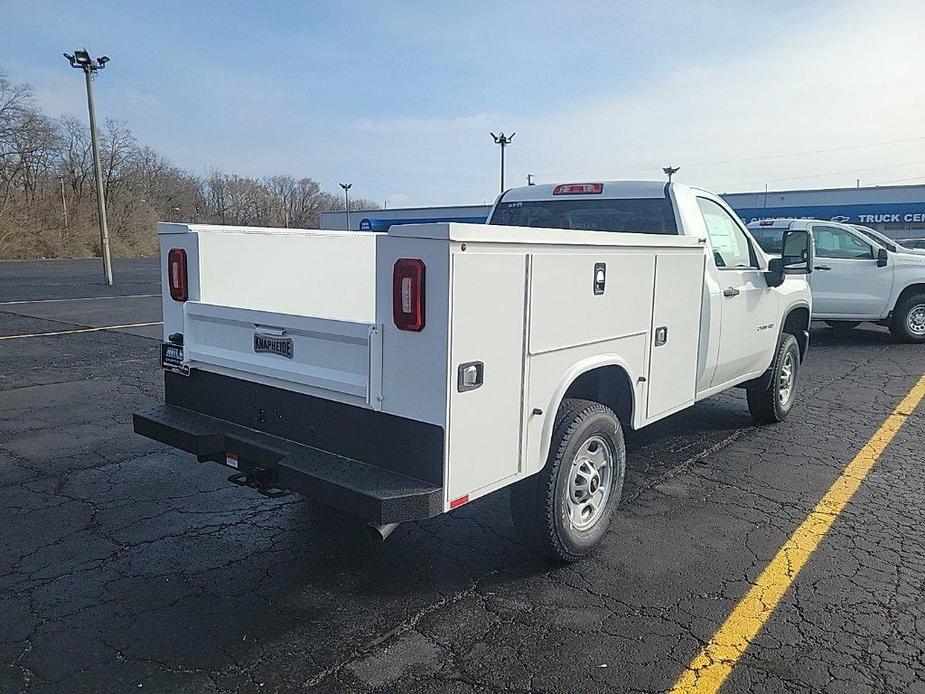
[{"x1": 134, "y1": 404, "x2": 443, "y2": 524}]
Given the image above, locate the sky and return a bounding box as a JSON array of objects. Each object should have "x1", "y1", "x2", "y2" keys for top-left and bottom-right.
[{"x1": 2, "y1": 0, "x2": 924, "y2": 208}]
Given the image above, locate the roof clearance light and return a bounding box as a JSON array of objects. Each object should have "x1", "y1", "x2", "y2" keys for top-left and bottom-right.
[
  {"x1": 553, "y1": 183, "x2": 604, "y2": 195},
  {"x1": 759, "y1": 220, "x2": 775, "y2": 226}
]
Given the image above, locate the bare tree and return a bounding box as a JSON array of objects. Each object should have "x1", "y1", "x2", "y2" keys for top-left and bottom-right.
[{"x1": 0, "y1": 67, "x2": 380, "y2": 259}]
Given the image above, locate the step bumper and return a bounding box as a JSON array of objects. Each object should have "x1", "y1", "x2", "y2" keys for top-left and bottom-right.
[{"x1": 133, "y1": 404, "x2": 444, "y2": 525}]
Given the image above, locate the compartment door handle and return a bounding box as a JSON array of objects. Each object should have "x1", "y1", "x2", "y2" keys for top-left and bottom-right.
[{"x1": 457, "y1": 361, "x2": 484, "y2": 392}]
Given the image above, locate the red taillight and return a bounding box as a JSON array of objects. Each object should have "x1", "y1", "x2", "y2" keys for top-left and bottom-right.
[
  {"x1": 553, "y1": 183, "x2": 603, "y2": 195},
  {"x1": 392, "y1": 258, "x2": 425, "y2": 331},
  {"x1": 167, "y1": 248, "x2": 188, "y2": 302}
]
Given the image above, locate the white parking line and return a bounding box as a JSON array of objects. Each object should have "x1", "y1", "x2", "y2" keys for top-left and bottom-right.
[
  {"x1": 0, "y1": 322, "x2": 163, "y2": 341},
  {"x1": 0, "y1": 293, "x2": 159, "y2": 306}
]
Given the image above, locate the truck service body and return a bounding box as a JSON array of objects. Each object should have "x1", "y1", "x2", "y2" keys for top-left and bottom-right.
[{"x1": 135, "y1": 181, "x2": 813, "y2": 560}]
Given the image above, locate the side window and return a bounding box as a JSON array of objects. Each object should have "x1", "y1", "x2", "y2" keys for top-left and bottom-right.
[
  {"x1": 697, "y1": 198, "x2": 757, "y2": 269},
  {"x1": 814, "y1": 226, "x2": 874, "y2": 259}
]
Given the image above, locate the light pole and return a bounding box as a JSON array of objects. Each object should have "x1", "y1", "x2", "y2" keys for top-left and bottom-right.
[
  {"x1": 64, "y1": 48, "x2": 113, "y2": 285},
  {"x1": 58, "y1": 176, "x2": 68, "y2": 231},
  {"x1": 339, "y1": 182, "x2": 352, "y2": 230},
  {"x1": 491, "y1": 132, "x2": 515, "y2": 193},
  {"x1": 662, "y1": 165, "x2": 680, "y2": 183}
]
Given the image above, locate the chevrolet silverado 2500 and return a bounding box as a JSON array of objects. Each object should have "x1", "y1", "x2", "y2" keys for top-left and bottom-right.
[
  {"x1": 134, "y1": 181, "x2": 813, "y2": 561},
  {"x1": 749, "y1": 217, "x2": 925, "y2": 342}
]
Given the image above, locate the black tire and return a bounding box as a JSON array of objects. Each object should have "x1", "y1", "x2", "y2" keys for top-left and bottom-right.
[
  {"x1": 889, "y1": 292, "x2": 925, "y2": 343},
  {"x1": 510, "y1": 398, "x2": 625, "y2": 563},
  {"x1": 825, "y1": 321, "x2": 861, "y2": 332},
  {"x1": 747, "y1": 333, "x2": 800, "y2": 424}
]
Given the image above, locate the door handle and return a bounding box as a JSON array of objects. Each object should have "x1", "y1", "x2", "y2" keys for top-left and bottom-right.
[
  {"x1": 814, "y1": 265, "x2": 831, "y2": 271},
  {"x1": 457, "y1": 361, "x2": 484, "y2": 392},
  {"x1": 723, "y1": 287, "x2": 740, "y2": 297}
]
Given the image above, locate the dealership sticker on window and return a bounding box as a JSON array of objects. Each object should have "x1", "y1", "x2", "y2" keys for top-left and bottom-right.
[{"x1": 225, "y1": 453, "x2": 238, "y2": 469}]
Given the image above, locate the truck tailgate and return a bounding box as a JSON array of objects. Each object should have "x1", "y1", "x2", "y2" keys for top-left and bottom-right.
[{"x1": 183, "y1": 301, "x2": 382, "y2": 409}]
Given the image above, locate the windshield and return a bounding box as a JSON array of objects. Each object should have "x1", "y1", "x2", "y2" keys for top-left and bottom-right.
[
  {"x1": 748, "y1": 227, "x2": 786, "y2": 254},
  {"x1": 488, "y1": 198, "x2": 678, "y2": 234},
  {"x1": 853, "y1": 226, "x2": 896, "y2": 251}
]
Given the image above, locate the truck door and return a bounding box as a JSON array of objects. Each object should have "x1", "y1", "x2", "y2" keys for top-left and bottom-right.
[
  {"x1": 809, "y1": 225, "x2": 893, "y2": 319},
  {"x1": 446, "y1": 251, "x2": 527, "y2": 501},
  {"x1": 696, "y1": 197, "x2": 779, "y2": 387}
]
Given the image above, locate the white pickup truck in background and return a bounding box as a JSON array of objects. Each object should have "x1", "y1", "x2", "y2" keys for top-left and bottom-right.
[
  {"x1": 852, "y1": 225, "x2": 925, "y2": 257},
  {"x1": 134, "y1": 181, "x2": 813, "y2": 561},
  {"x1": 749, "y1": 218, "x2": 925, "y2": 342}
]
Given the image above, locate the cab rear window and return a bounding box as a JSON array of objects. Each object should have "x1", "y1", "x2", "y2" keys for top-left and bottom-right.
[
  {"x1": 749, "y1": 227, "x2": 786, "y2": 253},
  {"x1": 488, "y1": 198, "x2": 678, "y2": 234}
]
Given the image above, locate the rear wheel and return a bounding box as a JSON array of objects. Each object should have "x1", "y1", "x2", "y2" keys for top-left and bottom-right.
[
  {"x1": 825, "y1": 321, "x2": 861, "y2": 332},
  {"x1": 747, "y1": 333, "x2": 800, "y2": 424},
  {"x1": 889, "y1": 293, "x2": 925, "y2": 343},
  {"x1": 511, "y1": 398, "x2": 625, "y2": 562}
]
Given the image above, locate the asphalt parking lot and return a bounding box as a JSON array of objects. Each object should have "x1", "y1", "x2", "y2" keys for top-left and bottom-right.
[{"x1": 1, "y1": 257, "x2": 924, "y2": 693}]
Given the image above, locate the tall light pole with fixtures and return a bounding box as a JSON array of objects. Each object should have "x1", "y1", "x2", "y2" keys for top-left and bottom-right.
[
  {"x1": 339, "y1": 182, "x2": 352, "y2": 230},
  {"x1": 662, "y1": 165, "x2": 680, "y2": 183},
  {"x1": 64, "y1": 48, "x2": 113, "y2": 285},
  {"x1": 491, "y1": 132, "x2": 515, "y2": 193}
]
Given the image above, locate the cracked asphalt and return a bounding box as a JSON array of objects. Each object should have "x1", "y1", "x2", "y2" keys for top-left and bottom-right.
[{"x1": 1, "y1": 258, "x2": 924, "y2": 693}]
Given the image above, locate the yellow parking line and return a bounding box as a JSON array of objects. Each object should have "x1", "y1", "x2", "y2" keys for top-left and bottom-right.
[
  {"x1": 0, "y1": 322, "x2": 163, "y2": 341},
  {"x1": 672, "y1": 372, "x2": 925, "y2": 694}
]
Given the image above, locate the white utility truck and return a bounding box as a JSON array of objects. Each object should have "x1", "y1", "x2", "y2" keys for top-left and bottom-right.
[
  {"x1": 134, "y1": 181, "x2": 812, "y2": 561},
  {"x1": 748, "y1": 218, "x2": 925, "y2": 342}
]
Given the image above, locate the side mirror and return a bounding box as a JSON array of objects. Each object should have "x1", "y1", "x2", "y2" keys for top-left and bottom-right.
[
  {"x1": 781, "y1": 229, "x2": 813, "y2": 274},
  {"x1": 765, "y1": 228, "x2": 813, "y2": 287},
  {"x1": 877, "y1": 248, "x2": 889, "y2": 267}
]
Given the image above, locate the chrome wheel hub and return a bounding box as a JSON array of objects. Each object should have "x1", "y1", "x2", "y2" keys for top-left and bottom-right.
[
  {"x1": 567, "y1": 435, "x2": 613, "y2": 530},
  {"x1": 907, "y1": 304, "x2": 925, "y2": 336},
  {"x1": 778, "y1": 351, "x2": 795, "y2": 406}
]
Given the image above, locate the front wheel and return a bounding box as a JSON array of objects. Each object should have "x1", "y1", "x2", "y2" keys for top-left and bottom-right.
[
  {"x1": 511, "y1": 398, "x2": 625, "y2": 563},
  {"x1": 747, "y1": 333, "x2": 800, "y2": 424},
  {"x1": 889, "y1": 293, "x2": 925, "y2": 343}
]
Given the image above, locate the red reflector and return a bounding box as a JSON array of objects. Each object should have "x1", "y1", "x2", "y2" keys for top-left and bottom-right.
[
  {"x1": 392, "y1": 258, "x2": 425, "y2": 331},
  {"x1": 553, "y1": 183, "x2": 603, "y2": 195},
  {"x1": 167, "y1": 248, "x2": 188, "y2": 302},
  {"x1": 450, "y1": 494, "x2": 469, "y2": 509}
]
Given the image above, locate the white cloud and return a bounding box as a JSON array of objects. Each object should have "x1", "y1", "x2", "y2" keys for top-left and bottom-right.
[
  {"x1": 7, "y1": 1, "x2": 922, "y2": 209},
  {"x1": 334, "y1": 1, "x2": 925, "y2": 205},
  {"x1": 353, "y1": 112, "x2": 497, "y2": 133},
  {"x1": 518, "y1": 2, "x2": 925, "y2": 193}
]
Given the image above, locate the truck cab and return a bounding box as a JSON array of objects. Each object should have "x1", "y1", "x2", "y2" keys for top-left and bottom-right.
[{"x1": 748, "y1": 218, "x2": 925, "y2": 342}]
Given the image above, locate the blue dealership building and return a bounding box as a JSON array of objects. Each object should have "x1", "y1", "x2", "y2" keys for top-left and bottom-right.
[
  {"x1": 724, "y1": 184, "x2": 925, "y2": 241},
  {"x1": 321, "y1": 183, "x2": 925, "y2": 241}
]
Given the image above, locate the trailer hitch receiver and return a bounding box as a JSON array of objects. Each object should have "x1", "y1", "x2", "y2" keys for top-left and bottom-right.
[{"x1": 228, "y1": 467, "x2": 289, "y2": 498}]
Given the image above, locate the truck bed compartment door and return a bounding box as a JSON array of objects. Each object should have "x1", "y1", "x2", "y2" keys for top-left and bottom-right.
[
  {"x1": 446, "y1": 252, "x2": 527, "y2": 501},
  {"x1": 183, "y1": 302, "x2": 380, "y2": 408},
  {"x1": 646, "y1": 253, "x2": 704, "y2": 419}
]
